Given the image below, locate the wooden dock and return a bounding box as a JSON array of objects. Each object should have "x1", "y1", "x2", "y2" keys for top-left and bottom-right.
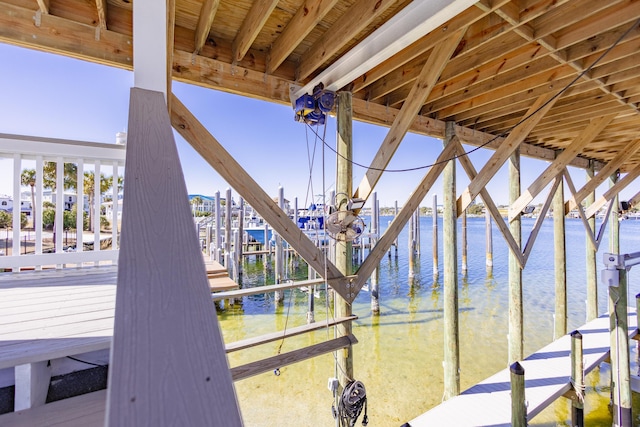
[{"x1": 407, "y1": 309, "x2": 638, "y2": 427}]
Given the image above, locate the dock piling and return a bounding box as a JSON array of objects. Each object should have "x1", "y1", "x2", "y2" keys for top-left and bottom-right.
[
  {"x1": 570, "y1": 330, "x2": 584, "y2": 427},
  {"x1": 485, "y1": 207, "x2": 493, "y2": 272},
  {"x1": 432, "y1": 194, "x2": 438, "y2": 277},
  {"x1": 509, "y1": 148, "x2": 523, "y2": 363},
  {"x1": 553, "y1": 172, "x2": 567, "y2": 340},
  {"x1": 586, "y1": 162, "x2": 598, "y2": 321},
  {"x1": 510, "y1": 361, "x2": 527, "y2": 427}
]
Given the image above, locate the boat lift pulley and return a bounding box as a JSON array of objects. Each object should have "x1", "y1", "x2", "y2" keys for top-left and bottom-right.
[{"x1": 293, "y1": 83, "x2": 335, "y2": 125}]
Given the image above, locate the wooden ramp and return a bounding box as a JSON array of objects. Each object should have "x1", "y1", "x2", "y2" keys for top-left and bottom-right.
[
  {"x1": 407, "y1": 310, "x2": 638, "y2": 427},
  {"x1": 204, "y1": 258, "x2": 238, "y2": 292}
]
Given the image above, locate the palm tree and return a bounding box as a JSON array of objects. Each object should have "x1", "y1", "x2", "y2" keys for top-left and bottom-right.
[
  {"x1": 84, "y1": 171, "x2": 112, "y2": 231},
  {"x1": 21, "y1": 169, "x2": 36, "y2": 228},
  {"x1": 191, "y1": 196, "x2": 203, "y2": 216}
]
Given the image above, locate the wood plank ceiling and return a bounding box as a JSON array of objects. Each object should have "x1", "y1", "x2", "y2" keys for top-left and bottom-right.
[{"x1": 0, "y1": 0, "x2": 639, "y2": 172}]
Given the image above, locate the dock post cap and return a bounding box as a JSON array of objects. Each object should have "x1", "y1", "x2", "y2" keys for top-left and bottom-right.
[
  {"x1": 570, "y1": 330, "x2": 583, "y2": 339},
  {"x1": 510, "y1": 361, "x2": 525, "y2": 375}
]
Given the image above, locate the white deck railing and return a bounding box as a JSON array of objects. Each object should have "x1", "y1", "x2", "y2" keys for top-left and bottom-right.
[{"x1": 0, "y1": 133, "x2": 125, "y2": 271}]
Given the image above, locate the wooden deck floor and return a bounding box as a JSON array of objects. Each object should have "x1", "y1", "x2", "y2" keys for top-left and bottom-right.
[{"x1": 408, "y1": 310, "x2": 638, "y2": 427}]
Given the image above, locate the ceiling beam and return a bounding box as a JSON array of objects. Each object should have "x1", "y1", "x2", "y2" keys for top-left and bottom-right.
[
  {"x1": 508, "y1": 113, "x2": 616, "y2": 220},
  {"x1": 36, "y1": 0, "x2": 49, "y2": 14},
  {"x1": 296, "y1": 0, "x2": 397, "y2": 81},
  {"x1": 456, "y1": 91, "x2": 559, "y2": 214},
  {"x1": 267, "y1": 0, "x2": 339, "y2": 75},
  {"x1": 291, "y1": 0, "x2": 478, "y2": 99},
  {"x1": 564, "y1": 138, "x2": 640, "y2": 214},
  {"x1": 231, "y1": 0, "x2": 278, "y2": 63},
  {"x1": 353, "y1": 29, "x2": 466, "y2": 204},
  {"x1": 194, "y1": 0, "x2": 220, "y2": 54}
]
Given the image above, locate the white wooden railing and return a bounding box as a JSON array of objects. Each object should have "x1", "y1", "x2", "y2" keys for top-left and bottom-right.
[{"x1": 0, "y1": 133, "x2": 125, "y2": 271}]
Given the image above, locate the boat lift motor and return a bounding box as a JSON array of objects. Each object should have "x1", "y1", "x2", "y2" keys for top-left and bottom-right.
[{"x1": 294, "y1": 83, "x2": 335, "y2": 125}]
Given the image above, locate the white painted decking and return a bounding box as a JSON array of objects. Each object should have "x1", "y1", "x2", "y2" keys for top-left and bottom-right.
[
  {"x1": 408, "y1": 309, "x2": 638, "y2": 427},
  {"x1": 0, "y1": 267, "x2": 117, "y2": 369}
]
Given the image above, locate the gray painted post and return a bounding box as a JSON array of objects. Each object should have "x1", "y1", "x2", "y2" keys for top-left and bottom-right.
[
  {"x1": 214, "y1": 190, "x2": 221, "y2": 263},
  {"x1": 509, "y1": 148, "x2": 523, "y2": 363},
  {"x1": 274, "y1": 186, "x2": 285, "y2": 303},
  {"x1": 609, "y1": 268, "x2": 632, "y2": 427},
  {"x1": 205, "y1": 224, "x2": 211, "y2": 257},
  {"x1": 443, "y1": 122, "x2": 459, "y2": 399},
  {"x1": 553, "y1": 172, "x2": 566, "y2": 340},
  {"x1": 485, "y1": 207, "x2": 493, "y2": 271},
  {"x1": 225, "y1": 188, "x2": 232, "y2": 269},
  {"x1": 461, "y1": 209, "x2": 467, "y2": 273},
  {"x1": 335, "y1": 91, "x2": 354, "y2": 392},
  {"x1": 570, "y1": 330, "x2": 584, "y2": 427},
  {"x1": 586, "y1": 163, "x2": 598, "y2": 321},
  {"x1": 510, "y1": 362, "x2": 527, "y2": 427},
  {"x1": 433, "y1": 194, "x2": 438, "y2": 277}
]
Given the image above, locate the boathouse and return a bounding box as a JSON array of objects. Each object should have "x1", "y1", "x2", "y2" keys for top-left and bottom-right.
[{"x1": 1, "y1": 0, "x2": 640, "y2": 426}]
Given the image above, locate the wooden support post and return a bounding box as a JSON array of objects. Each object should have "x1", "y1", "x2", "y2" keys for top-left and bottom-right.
[
  {"x1": 415, "y1": 207, "x2": 421, "y2": 255},
  {"x1": 394, "y1": 201, "x2": 398, "y2": 257},
  {"x1": 609, "y1": 268, "x2": 632, "y2": 427},
  {"x1": 443, "y1": 121, "x2": 459, "y2": 399},
  {"x1": 553, "y1": 171, "x2": 567, "y2": 340},
  {"x1": 570, "y1": 330, "x2": 584, "y2": 427},
  {"x1": 336, "y1": 91, "x2": 354, "y2": 390},
  {"x1": 225, "y1": 188, "x2": 232, "y2": 269},
  {"x1": 408, "y1": 205, "x2": 415, "y2": 278},
  {"x1": 275, "y1": 186, "x2": 285, "y2": 303},
  {"x1": 371, "y1": 192, "x2": 380, "y2": 314},
  {"x1": 485, "y1": 207, "x2": 493, "y2": 272},
  {"x1": 461, "y1": 208, "x2": 467, "y2": 273},
  {"x1": 509, "y1": 148, "x2": 523, "y2": 363},
  {"x1": 510, "y1": 361, "x2": 527, "y2": 427},
  {"x1": 433, "y1": 194, "x2": 438, "y2": 277},
  {"x1": 238, "y1": 197, "x2": 244, "y2": 279},
  {"x1": 610, "y1": 172, "x2": 620, "y2": 255},
  {"x1": 586, "y1": 163, "x2": 598, "y2": 321},
  {"x1": 637, "y1": 293, "x2": 640, "y2": 337}
]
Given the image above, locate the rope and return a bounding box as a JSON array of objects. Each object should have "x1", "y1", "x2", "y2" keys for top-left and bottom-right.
[{"x1": 333, "y1": 380, "x2": 369, "y2": 427}]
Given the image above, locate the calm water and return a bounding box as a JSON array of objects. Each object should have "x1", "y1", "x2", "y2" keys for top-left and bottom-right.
[{"x1": 217, "y1": 216, "x2": 640, "y2": 426}]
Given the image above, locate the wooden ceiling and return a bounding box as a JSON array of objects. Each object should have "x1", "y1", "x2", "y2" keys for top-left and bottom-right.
[{"x1": 1, "y1": 0, "x2": 639, "y2": 172}]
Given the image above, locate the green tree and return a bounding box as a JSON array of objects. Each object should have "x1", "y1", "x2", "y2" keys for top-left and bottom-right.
[
  {"x1": 0, "y1": 211, "x2": 10, "y2": 229},
  {"x1": 43, "y1": 162, "x2": 77, "y2": 192},
  {"x1": 84, "y1": 171, "x2": 112, "y2": 232},
  {"x1": 21, "y1": 169, "x2": 36, "y2": 228},
  {"x1": 191, "y1": 196, "x2": 203, "y2": 216}
]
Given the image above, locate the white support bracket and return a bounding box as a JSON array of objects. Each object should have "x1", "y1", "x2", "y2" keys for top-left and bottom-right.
[{"x1": 14, "y1": 361, "x2": 52, "y2": 410}]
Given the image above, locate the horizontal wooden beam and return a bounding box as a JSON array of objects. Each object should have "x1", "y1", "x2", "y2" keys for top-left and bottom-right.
[
  {"x1": 230, "y1": 335, "x2": 357, "y2": 381},
  {"x1": 225, "y1": 316, "x2": 357, "y2": 353},
  {"x1": 212, "y1": 276, "x2": 355, "y2": 301}
]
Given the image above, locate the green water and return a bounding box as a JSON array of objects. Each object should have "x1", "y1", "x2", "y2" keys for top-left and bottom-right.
[{"x1": 217, "y1": 217, "x2": 640, "y2": 426}]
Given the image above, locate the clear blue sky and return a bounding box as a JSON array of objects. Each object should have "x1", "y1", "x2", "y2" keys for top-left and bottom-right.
[{"x1": 0, "y1": 42, "x2": 627, "y2": 209}]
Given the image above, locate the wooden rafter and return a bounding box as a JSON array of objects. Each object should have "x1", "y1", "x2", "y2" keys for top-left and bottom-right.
[
  {"x1": 296, "y1": 0, "x2": 396, "y2": 81},
  {"x1": 267, "y1": 0, "x2": 339, "y2": 75},
  {"x1": 231, "y1": 0, "x2": 278, "y2": 63},
  {"x1": 353, "y1": 141, "x2": 459, "y2": 291},
  {"x1": 508, "y1": 113, "x2": 616, "y2": 221},
  {"x1": 585, "y1": 163, "x2": 640, "y2": 218},
  {"x1": 454, "y1": 140, "x2": 524, "y2": 269},
  {"x1": 193, "y1": 0, "x2": 220, "y2": 54},
  {"x1": 564, "y1": 138, "x2": 640, "y2": 214},
  {"x1": 353, "y1": 28, "x2": 466, "y2": 205},
  {"x1": 35, "y1": 0, "x2": 49, "y2": 14},
  {"x1": 457, "y1": 91, "x2": 560, "y2": 215},
  {"x1": 95, "y1": 0, "x2": 107, "y2": 30},
  {"x1": 169, "y1": 94, "x2": 351, "y2": 302},
  {"x1": 629, "y1": 189, "x2": 640, "y2": 208}
]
